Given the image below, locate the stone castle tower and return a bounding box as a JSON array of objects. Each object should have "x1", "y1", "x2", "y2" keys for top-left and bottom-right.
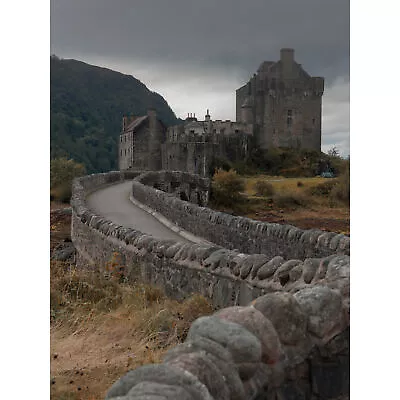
[
  {"x1": 119, "y1": 49, "x2": 325, "y2": 175},
  {"x1": 236, "y1": 48, "x2": 324, "y2": 151}
]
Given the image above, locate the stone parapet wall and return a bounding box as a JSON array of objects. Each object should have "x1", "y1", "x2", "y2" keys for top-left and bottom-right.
[
  {"x1": 70, "y1": 171, "x2": 350, "y2": 400},
  {"x1": 106, "y1": 292, "x2": 349, "y2": 400},
  {"x1": 132, "y1": 171, "x2": 350, "y2": 260},
  {"x1": 136, "y1": 170, "x2": 210, "y2": 206}
]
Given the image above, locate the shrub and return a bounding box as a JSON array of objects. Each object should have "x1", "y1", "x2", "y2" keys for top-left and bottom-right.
[
  {"x1": 211, "y1": 168, "x2": 245, "y2": 207},
  {"x1": 254, "y1": 180, "x2": 275, "y2": 197},
  {"x1": 273, "y1": 193, "x2": 309, "y2": 209},
  {"x1": 330, "y1": 163, "x2": 350, "y2": 205},
  {"x1": 308, "y1": 179, "x2": 338, "y2": 196},
  {"x1": 50, "y1": 157, "x2": 86, "y2": 203},
  {"x1": 208, "y1": 157, "x2": 232, "y2": 176},
  {"x1": 51, "y1": 183, "x2": 73, "y2": 203}
]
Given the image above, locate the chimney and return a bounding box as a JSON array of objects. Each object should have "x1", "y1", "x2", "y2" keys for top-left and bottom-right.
[
  {"x1": 147, "y1": 108, "x2": 157, "y2": 118},
  {"x1": 205, "y1": 109, "x2": 211, "y2": 122},
  {"x1": 147, "y1": 109, "x2": 157, "y2": 134},
  {"x1": 280, "y1": 48, "x2": 294, "y2": 63},
  {"x1": 122, "y1": 116, "x2": 128, "y2": 131},
  {"x1": 280, "y1": 48, "x2": 295, "y2": 78}
]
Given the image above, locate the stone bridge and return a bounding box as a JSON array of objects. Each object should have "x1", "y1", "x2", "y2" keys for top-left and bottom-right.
[{"x1": 71, "y1": 170, "x2": 350, "y2": 400}]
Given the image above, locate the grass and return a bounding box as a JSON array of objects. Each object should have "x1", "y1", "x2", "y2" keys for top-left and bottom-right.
[
  {"x1": 50, "y1": 260, "x2": 214, "y2": 400},
  {"x1": 209, "y1": 175, "x2": 349, "y2": 235},
  {"x1": 244, "y1": 175, "x2": 330, "y2": 197}
]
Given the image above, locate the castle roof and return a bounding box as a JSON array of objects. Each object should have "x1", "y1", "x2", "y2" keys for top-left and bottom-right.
[{"x1": 125, "y1": 115, "x2": 148, "y2": 132}]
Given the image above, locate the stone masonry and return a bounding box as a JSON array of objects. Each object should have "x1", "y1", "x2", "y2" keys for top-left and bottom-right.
[
  {"x1": 236, "y1": 48, "x2": 324, "y2": 151},
  {"x1": 71, "y1": 170, "x2": 349, "y2": 400},
  {"x1": 119, "y1": 49, "x2": 324, "y2": 176}
]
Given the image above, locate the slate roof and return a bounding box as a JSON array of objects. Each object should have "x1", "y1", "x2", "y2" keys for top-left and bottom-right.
[{"x1": 125, "y1": 115, "x2": 148, "y2": 132}]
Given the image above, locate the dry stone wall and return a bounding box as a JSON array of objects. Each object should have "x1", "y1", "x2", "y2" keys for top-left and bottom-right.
[
  {"x1": 132, "y1": 170, "x2": 349, "y2": 260},
  {"x1": 70, "y1": 171, "x2": 350, "y2": 400}
]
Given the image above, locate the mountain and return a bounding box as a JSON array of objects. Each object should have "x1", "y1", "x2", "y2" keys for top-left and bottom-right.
[{"x1": 50, "y1": 56, "x2": 180, "y2": 173}]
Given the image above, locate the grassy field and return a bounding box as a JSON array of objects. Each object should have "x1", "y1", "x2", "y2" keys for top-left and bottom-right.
[
  {"x1": 212, "y1": 175, "x2": 350, "y2": 235},
  {"x1": 50, "y1": 208, "x2": 213, "y2": 400}
]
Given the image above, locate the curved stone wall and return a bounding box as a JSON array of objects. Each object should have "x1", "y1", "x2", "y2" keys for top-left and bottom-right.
[
  {"x1": 134, "y1": 170, "x2": 210, "y2": 206},
  {"x1": 132, "y1": 170, "x2": 350, "y2": 260},
  {"x1": 70, "y1": 171, "x2": 350, "y2": 400}
]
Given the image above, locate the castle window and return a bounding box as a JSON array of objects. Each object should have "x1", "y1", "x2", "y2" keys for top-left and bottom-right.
[
  {"x1": 125, "y1": 149, "x2": 126, "y2": 156},
  {"x1": 125, "y1": 135, "x2": 126, "y2": 142},
  {"x1": 120, "y1": 136, "x2": 122, "y2": 143},
  {"x1": 287, "y1": 109, "x2": 293, "y2": 128},
  {"x1": 312, "y1": 118, "x2": 316, "y2": 126}
]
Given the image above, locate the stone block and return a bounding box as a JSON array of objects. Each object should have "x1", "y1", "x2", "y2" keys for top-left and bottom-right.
[
  {"x1": 105, "y1": 364, "x2": 212, "y2": 400},
  {"x1": 166, "y1": 352, "x2": 230, "y2": 400},
  {"x1": 252, "y1": 292, "x2": 307, "y2": 346},
  {"x1": 215, "y1": 306, "x2": 283, "y2": 364},
  {"x1": 257, "y1": 256, "x2": 285, "y2": 280},
  {"x1": 187, "y1": 316, "x2": 262, "y2": 380},
  {"x1": 294, "y1": 286, "x2": 343, "y2": 341}
]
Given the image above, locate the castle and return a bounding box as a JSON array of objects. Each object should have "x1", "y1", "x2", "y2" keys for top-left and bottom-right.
[{"x1": 119, "y1": 48, "x2": 324, "y2": 176}]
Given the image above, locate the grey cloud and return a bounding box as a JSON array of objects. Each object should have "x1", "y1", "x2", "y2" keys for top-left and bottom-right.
[
  {"x1": 51, "y1": 0, "x2": 349, "y2": 156},
  {"x1": 51, "y1": 0, "x2": 349, "y2": 81}
]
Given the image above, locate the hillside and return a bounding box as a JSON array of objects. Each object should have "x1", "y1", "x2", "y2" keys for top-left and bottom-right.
[{"x1": 50, "y1": 56, "x2": 180, "y2": 173}]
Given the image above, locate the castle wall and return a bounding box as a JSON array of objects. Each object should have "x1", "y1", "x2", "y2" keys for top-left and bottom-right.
[
  {"x1": 262, "y1": 90, "x2": 322, "y2": 150},
  {"x1": 235, "y1": 84, "x2": 248, "y2": 122},
  {"x1": 118, "y1": 129, "x2": 134, "y2": 170},
  {"x1": 147, "y1": 113, "x2": 165, "y2": 170}
]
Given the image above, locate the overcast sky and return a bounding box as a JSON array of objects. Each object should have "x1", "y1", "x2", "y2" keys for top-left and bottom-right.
[{"x1": 51, "y1": 0, "x2": 349, "y2": 156}]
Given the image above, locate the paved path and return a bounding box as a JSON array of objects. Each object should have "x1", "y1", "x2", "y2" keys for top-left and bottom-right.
[{"x1": 87, "y1": 181, "x2": 189, "y2": 243}]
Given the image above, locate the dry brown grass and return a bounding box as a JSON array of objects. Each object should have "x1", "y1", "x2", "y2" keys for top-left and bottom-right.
[
  {"x1": 211, "y1": 175, "x2": 349, "y2": 235},
  {"x1": 50, "y1": 260, "x2": 213, "y2": 400}
]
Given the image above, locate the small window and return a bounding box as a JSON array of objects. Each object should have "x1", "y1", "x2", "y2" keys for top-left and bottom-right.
[
  {"x1": 125, "y1": 149, "x2": 126, "y2": 156},
  {"x1": 287, "y1": 109, "x2": 293, "y2": 127},
  {"x1": 125, "y1": 135, "x2": 126, "y2": 142},
  {"x1": 120, "y1": 150, "x2": 122, "y2": 156},
  {"x1": 120, "y1": 136, "x2": 122, "y2": 143},
  {"x1": 312, "y1": 118, "x2": 316, "y2": 126}
]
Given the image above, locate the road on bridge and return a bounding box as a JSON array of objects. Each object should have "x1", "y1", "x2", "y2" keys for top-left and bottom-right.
[{"x1": 87, "y1": 181, "x2": 190, "y2": 243}]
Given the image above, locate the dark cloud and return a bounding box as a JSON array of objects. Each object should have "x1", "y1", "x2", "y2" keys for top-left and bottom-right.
[
  {"x1": 51, "y1": 0, "x2": 349, "y2": 155},
  {"x1": 51, "y1": 0, "x2": 349, "y2": 80}
]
